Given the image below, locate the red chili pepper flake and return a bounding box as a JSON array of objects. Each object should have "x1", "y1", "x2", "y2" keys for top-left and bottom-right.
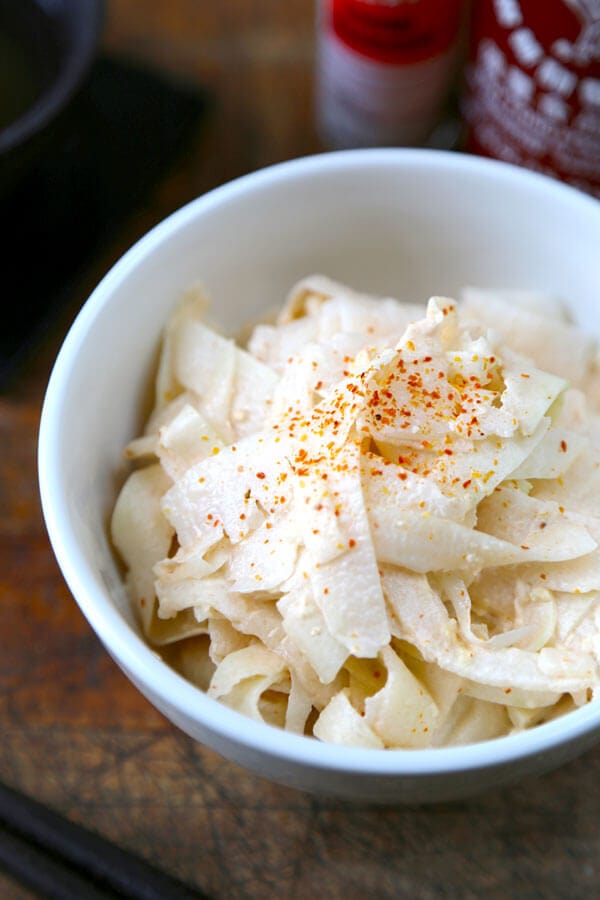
[
  {"x1": 324, "y1": 587, "x2": 329, "y2": 594},
  {"x1": 239, "y1": 513, "x2": 246, "y2": 520},
  {"x1": 348, "y1": 538, "x2": 356, "y2": 548},
  {"x1": 398, "y1": 472, "x2": 408, "y2": 481},
  {"x1": 140, "y1": 597, "x2": 146, "y2": 607},
  {"x1": 373, "y1": 670, "x2": 381, "y2": 679},
  {"x1": 315, "y1": 380, "x2": 323, "y2": 390},
  {"x1": 207, "y1": 513, "x2": 213, "y2": 520},
  {"x1": 560, "y1": 440, "x2": 568, "y2": 452},
  {"x1": 462, "y1": 479, "x2": 472, "y2": 488},
  {"x1": 520, "y1": 545, "x2": 530, "y2": 550},
  {"x1": 539, "y1": 573, "x2": 547, "y2": 580},
  {"x1": 256, "y1": 471, "x2": 266, "y2": 479},
  {"x1": 443, "y1": 449, "x2": 453, "y2": 456},
  {"x1": 520, "y1": 372, "x2": 530, "y2": 379}
]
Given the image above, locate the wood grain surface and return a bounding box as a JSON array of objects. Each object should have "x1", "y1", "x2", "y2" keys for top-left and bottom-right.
[{"x1": 2, "y1": 2, "x2": 600, "y2": 897}]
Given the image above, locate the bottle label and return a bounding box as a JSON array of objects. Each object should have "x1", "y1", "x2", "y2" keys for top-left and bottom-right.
[
  {"x1": 316, "y1": 0, "x2": 464, "y2": 148},
  {"x1": 462, "y1": 0, "x2": 600, "y2": 197}
]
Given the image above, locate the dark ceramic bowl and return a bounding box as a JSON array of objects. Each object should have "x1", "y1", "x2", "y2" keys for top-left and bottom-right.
[{"x1": 0, "y1": 0, "x2": 105, "y2": 192}]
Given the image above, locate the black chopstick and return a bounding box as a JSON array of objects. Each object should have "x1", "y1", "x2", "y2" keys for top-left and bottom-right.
[
  {"x1": 0, "y1": 780, "x2": 209, "y2": 899},
  {"x1": 0, "y1": 824, "x2": 115, "y2": 899}
]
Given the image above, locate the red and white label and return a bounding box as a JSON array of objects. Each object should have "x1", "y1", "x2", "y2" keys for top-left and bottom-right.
[
  {"x1": 462, "y1": 0, "x2": 600, "y2": 197},
  {"x1": 316, "y1": 0, "x2": 464, "y2": 148}
]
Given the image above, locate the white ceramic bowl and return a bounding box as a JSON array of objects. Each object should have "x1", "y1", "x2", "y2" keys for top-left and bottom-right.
[{"x1": 39, "y1": 149, "x2": 600, "y2": 804}]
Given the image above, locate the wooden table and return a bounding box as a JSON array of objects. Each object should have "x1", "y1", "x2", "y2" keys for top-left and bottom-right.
[{"x1": 2, "y1": 2, "x2": 600, "y2": 897}]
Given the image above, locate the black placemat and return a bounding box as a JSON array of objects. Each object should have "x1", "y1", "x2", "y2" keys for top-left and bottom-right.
[{"x1": 1, "y1": 54, "x2": 208, "y2": 388}]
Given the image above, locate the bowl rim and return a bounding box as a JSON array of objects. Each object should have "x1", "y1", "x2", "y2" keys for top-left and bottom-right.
[
  {"x1": 38, "y1": 147, "x2": 600, "y2": 778},
  {"x1": 0, "y1": 0, "x2": 105, "y2": 154}
]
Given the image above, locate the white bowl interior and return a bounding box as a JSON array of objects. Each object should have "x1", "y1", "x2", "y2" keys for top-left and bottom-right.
[{"x1": 39, "y1": 149, "x2": 600, "y2": 801}]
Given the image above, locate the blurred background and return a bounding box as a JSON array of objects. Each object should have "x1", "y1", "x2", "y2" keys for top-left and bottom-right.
[
  {"x1": 1, "y1": 0, "x2": 320, "y2": 390},
  {"x1": 1, "y1": 2, "x2": 600, "y2": 898},
  {"x1": 3, "y1": 0, "x2": 599, "y2": 388}
]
